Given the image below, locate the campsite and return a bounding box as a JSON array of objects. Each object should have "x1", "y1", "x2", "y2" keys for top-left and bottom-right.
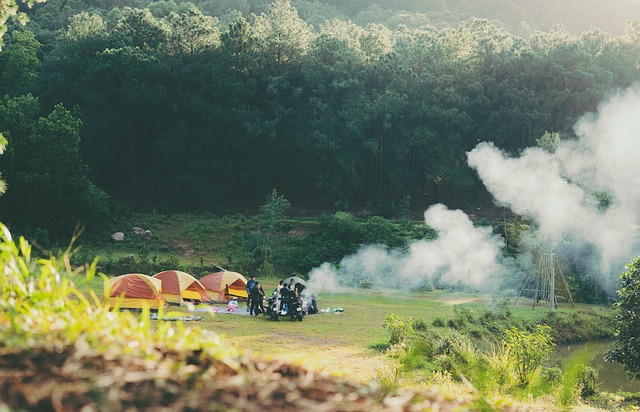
[
  {"x1": 4, "y1": 0, "x2": 640, "y2": 410},
  {"x1": 90, "y1": 261, "x2": 639, "y2": 401}
]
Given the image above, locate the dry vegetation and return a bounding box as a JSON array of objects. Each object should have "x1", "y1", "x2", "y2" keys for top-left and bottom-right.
[{"x1": 0, "y1": 335, "x2": 519, "y2": 411}]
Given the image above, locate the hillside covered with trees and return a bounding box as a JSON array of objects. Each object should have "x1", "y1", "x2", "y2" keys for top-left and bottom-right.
[{"x1": 1, "y1": 0, "x2": 640, "y2": 243}]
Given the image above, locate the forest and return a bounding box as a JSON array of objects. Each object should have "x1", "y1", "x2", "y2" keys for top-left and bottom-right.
[{"x1": 1, "y1": 0, "x2": 640, "y2": 243}]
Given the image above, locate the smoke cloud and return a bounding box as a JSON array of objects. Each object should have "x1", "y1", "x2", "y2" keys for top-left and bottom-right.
[
  {"x1": 306, "y1": 85, "x2": 640, "y2": 293},
  {"x1": 468, "y1": 85, "x2": 640, "y2": 281},
  {"x1": 305, "y1": 204, "x2": 506, "y2": 293}
]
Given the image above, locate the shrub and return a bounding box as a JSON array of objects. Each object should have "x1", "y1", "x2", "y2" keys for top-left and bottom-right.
[
  {"x1": 411, "y1": 317, "x2": 430, "y2": 332},
  {"x1": 383, "y1": 313, "x2": 415, "y2": 346},
  {"x1": 578, "y1": 366, "x2": 599, "y2": 399},
  {"x1": 504, "y1": 325, "x2": 555, "y2": 386},
  {"x1": 606, "y1": 257, "x2": 640, "y2": 379}
]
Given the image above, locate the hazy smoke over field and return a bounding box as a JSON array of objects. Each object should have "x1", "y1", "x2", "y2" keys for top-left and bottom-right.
[
  {"x1": 306, "y1": 204, "x2": 506, "y2": 293},
  {"x1": 467, "y1": 85, "x2": 640, "y2": 283},
  {"x1": 306, "y1": 85, "x2": 640, "y2": 293}
]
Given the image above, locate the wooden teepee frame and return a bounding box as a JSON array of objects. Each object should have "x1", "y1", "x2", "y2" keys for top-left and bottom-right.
[{"x1": 515, "y1": 251, "x2": 575, "y2": 310}]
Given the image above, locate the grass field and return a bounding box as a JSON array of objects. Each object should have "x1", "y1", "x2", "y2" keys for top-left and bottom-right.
[{"x1": 144, "y1": 282, "x2": 590, "y2": 383}]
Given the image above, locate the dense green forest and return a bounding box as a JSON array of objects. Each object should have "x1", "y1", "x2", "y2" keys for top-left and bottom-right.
[{"x1": 1, "y1": 0, "x2": 640, "y2": 242}]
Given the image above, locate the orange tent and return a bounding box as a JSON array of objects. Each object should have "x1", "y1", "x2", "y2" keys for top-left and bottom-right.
[
  {"x1": 200, "y1": 271, "x2": 248, "y2": 302},
  {"x1": 152, "y1": 270, "x2": 210, "y2": 305},
  {"x1": 104, "y1": 273, "x2": 166, "y2": 309}
]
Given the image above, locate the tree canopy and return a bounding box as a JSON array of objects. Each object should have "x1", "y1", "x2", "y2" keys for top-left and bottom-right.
[{"x1": 0, "y1": 0, "x2": 640, "y2": 239}]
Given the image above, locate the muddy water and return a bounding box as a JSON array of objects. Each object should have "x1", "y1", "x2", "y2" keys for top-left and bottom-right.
[{"x1": 551, "y1": 341, "x2": 640, "y2": 393}]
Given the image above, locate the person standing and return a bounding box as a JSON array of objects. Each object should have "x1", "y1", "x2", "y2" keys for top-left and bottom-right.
[
  {"x1": 249, "y1": 282, "x2": 262, "y2": 316},
  {"x1": 279, "y1": 284, "x2": 294, "y2": 314},
  {"x1": 246, "y1": 276, "x2": 256, "y2": 308},
  {"x1": 257, "y1": 283, "x2": 266, "y2": 316}
]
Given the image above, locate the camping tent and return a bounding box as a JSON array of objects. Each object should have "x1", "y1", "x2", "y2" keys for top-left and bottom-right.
[
  {"x1": 284, "y1": 276, "x2": 308, "y2": 289},
  {"x1": 284, "y1": 276, "x2": 309, "y2": 297},
  {"x1": 152, "y1": 270, "x2": 210, "y2": 305},
  {"x1": 104, "y1": 273, "x2": 166, "y2": 309},
  {"x1": 200, "y1": 271, "x2": 248, "y2": 302}
]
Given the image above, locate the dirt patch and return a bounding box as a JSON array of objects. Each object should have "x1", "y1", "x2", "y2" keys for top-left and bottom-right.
[
  {"x1": 231, "y1": 333, "x2": 388, "y2": 382},
  {"x1": 170, "y1": 239, "x2": 196, "y2": 256}
]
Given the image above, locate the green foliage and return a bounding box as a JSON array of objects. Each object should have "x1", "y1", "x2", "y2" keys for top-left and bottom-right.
[
  {"x1": 503, "y1": 325, "x2": 555, "y2": 386},
  {"x1": 260, "y1": 188, "x2": 291, "y2": 230},
  {"x1": 14, "y1": 0, "x2": 638, "y2": 214},
  {"x1": 442, "y1": 301, "x2": 613, "y2": 346},
  {"x1": 540, "y1": 309, "x2": 615, "y2": 343},
  {"x1": 578, "y1": 365, "x2": 599, "y2": 398},
  {"x1": 0, "y1": 29, "x2": 41, "y2": 96},
  {"x1": 0, "y1": 221, "x2": 235, "y2": 360},
  {"x1": 606, "y1": 257, "x2": 640, "y2": 380},
  {"x1": 393, "y1": 303, "x2": 617, "y2": 401},
  {"x1": 535, "y1": 131, "x2": 561, "y2": 153},
  {"x1": 382, "y1": 313, "x2": 414, "y2": 346},
  {"x1": 0, "y1": 96, "x2": 110, "y2": 241},
  {"x1": 0, "y1": 0, "x2": 47, "y2": 51}
]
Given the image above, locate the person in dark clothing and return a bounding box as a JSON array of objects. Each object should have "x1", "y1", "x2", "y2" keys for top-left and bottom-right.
[
  {"x1": 249, "y1": 282, "x2": 262, "y2": 316},
  {"x1": 279, "y1": 284, "x2": 294, "y2": 314},
  {"x1": 246, "y1": 276, "x2": 256, "y2": 308},
  {"x1": 257, "y1": 283, "x2": 266, "y2": 315}
]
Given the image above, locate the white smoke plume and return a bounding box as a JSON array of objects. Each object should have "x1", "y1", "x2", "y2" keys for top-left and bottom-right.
[
  {"x1": 468, "y1": 85, "x2": 640, "y2": 281},
  {"x1": 306, "y1": 86, "x2": 640, "y2": 293},
  {"x1": 305, "y1": 204, "x2": 506, "y2": 292}
]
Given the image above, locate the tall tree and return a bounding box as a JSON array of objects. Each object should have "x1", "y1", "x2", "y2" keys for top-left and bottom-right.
[
  {"x1": 164, "y1": 8, "x2": 220, "y2": 57},
  {"x1": 0, "y1": 29, "x2": 41, "y2": 96},
  {"x1": 252, "y1": 0, "x2": 314, "y2": 66},
  {"x1": 0, "y1": 95, "x2": 109, "y2": 241}
]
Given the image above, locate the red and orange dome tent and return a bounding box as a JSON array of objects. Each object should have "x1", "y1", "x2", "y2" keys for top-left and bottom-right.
[
  {"x1": 200, "y1": 271, "x2": 248, "y2": 302},
  {"x1": 104, "y1": 273, "x2": 166, "y2": 310},
  {"x1": 152, "y1": 270, "x2": 210, "y2": 305}
]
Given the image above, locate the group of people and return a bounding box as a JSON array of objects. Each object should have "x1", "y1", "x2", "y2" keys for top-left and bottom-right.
[
  {"x1": 276, "y1": 278, "x2": 305, "y2": 315},
  {"x1": 244, "y1": 276, "x2": 307, "y2": 316}
]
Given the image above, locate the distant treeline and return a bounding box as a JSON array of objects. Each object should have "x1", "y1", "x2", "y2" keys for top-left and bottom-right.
[{"x1": 1, "y1": 0, "x2": 640, "y2": 240}]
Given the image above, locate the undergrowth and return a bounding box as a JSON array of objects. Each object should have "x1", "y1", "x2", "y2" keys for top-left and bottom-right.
[{"x1": 380, "y1": 302, "x2": 623, "y2": 410}]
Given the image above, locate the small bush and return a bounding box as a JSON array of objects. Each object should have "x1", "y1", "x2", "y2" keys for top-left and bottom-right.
[
  {"x1": 578, "y1": 366, "x2": 599, "y2": 399},
  {"x1": 504, "y1": 325, "x2": 555, "y2": 386},
  {"x1": 383, "y1": 313, "x2": 415, "y2": 346},
  {"x1": 540, "y1": 366, "x2": 563, "y2": 386},
  {"x1": 412, "y1": 317, "x2": 430, "y2": 332}
]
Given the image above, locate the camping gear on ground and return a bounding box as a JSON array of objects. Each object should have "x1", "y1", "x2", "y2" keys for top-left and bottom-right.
[
  {"x1": 266, "y1": 291, "x2": 303, "y2": 321},
  {"x1": 152, "y1": 270, "x2": 210, "y2": 305},
  {"x1": 149, "y1": 313, "x2": 202, "y2": 321},
  {"x1": 320, "y1": 307, "x2": 344, "y2": 314},
  {"x1": 227, "y1": 298, "x2": 239, "y2": 312},
  {"x1": 104, "y1": 273, "x2": 166, "y2": 310},
  {"x1": 200, "y1": 271, "x2": 249, "y2": 302}
]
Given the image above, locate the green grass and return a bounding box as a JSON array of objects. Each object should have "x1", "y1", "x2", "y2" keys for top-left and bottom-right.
[
  {"x1": 167, "y1": 288, "x2": 486, "y2": 381},
  {"x1": 109, "y1": 284, "x2": 602, "y2": 384},
  {"x1": 78, "y1": 264, "x2": 614, "y2": 384}
]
